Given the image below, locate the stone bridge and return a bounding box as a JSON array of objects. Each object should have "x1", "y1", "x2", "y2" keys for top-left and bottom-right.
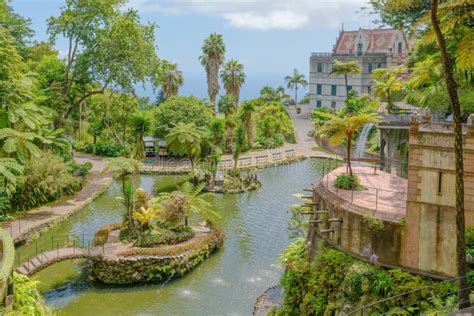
[{"x1": 15, "y1": 246, "x2": 103, "y2": 276}]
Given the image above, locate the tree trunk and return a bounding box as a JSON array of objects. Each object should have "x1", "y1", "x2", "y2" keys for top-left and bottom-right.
[
  {"x1": 344, "y1": 74, "x2": 349, "y2": 99},
  {"x1": 431, "y1": 0, "x2": 469, "y2": 309},
  {"x1": 347, "y1": 136, "x2": 353, "y2": 178},
  {"x1": 295, "y1": 85, "x2": 298, "y2": 105}
]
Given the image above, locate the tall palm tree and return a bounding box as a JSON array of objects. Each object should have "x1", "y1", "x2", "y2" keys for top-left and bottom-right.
[
  {"x1": 200, "y1": 33, "x2": 226, "y2": 105},
  {"x1": 239, "y1": 100, "x2": 256, "y2": 146},
  {"x1": 329, "y1": 60, "x2": 360, "y2": 99},
  {"x1": 317, "y1": 112, "x2": 379, "y2": 178},
  {"x1": 129, "y1": 112, "x2": 152, "y2": 160},
  {"x1": 386, "y1": 0, "x2": 471, "y2": 308},
  {"x1": 220, "y1": 59, "x2": 246, "y2": 104},
  {"x1": 371, "y1": 66, "x2": 404, "y2": 113},
  {"x1": 166, "y1": 122, "x2": 207, "y2": 175},
  {"x1": 285, "y1": 69, "x2": 308, "y2": 104},
  {"x1": 161, "y1": 60, "x2": 184, "y2": 99}
]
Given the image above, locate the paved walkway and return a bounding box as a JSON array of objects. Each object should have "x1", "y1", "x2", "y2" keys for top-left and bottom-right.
[
  {"x1": 1, "y1": 153, "x2": 112, "y2": 244},
  {"x1": 321, "y1": 166, "x2": 407, "y2": 221}
]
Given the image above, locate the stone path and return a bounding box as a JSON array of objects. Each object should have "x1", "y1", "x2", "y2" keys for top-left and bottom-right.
[
  {"x1": 321, "y1": 166, "x2": 407, "y2": 221},
  {"x1": 1, "y1": 153, "x2": 112, "y2": 244}
]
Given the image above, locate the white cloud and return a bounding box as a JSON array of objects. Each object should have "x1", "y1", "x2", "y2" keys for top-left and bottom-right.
[{"x1": 129, "y1": 0, "x2": 368, "y2": 30}]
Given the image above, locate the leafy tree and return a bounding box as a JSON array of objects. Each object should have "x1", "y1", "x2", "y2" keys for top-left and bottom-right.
[
  {"x1": 153, "y1": 96, "x2": 213, "y2": 138},
  {"x1": 209, "y1": 117, "x2": 225, "y2": 149},
  {"x1": 172, "y1": 181, "x2": 218, "y2": 226},
  {"x1": 256, "y1": 103, "x2": 294, "y2": 145},
  {"x1": 87, "y1": 122, "x2": 103, "y2": 144},
  {"x1": 285, "y1": 69, "x2": 308, "y2": 104},
  {"x1": 329, "y1": 60, "x2": 361, "y2": 99},
  {"x1": 200, "y1": 33, "x2": 226, "y2": 105},
  {"x1": 104, "y1": 157, "x2": 141, "y2": 190},
  {"x1": 165, "y1": 122, "x2": 207, "y2": 174},
  {"x1": 158, "y1": 60, "x2": 184, "y2": 99},
  {"x1": 47, "y1": 1, "x2": 159, "y2": 119},
  {"x1": 129, "y1": 112, "x2": 152, "y2": 160},
  {"x1": 0, "y1": 158, "x2": 23, "y2": 217},
  {"x1": 371, "y1": 66, "x2": 405, "y2": 113},
  {"x1": 0, "y1": 0, "x2": 34, "y2": 57},
  {"x1": 239, "y1": 100, "x2": 256, "y2": 146},
  {"x1": 220, "y1": 59, "x2": 246, "y2": 104},
  {"x1": 317, "y1": 112, "x2": 379, "y2": 178}
]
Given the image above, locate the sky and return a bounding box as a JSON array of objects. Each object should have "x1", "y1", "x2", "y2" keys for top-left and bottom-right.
[{"x1": 11, "y1": 0, "x2": 373, "y2": 102}]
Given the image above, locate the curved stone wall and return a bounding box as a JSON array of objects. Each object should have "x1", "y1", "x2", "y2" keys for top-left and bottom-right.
[
  {"x1": 91, "y1": 230, "x2": 224, "y2": 284},
  {"x1": 0, "y1": 228, "x2": 14, "y2": 307}
]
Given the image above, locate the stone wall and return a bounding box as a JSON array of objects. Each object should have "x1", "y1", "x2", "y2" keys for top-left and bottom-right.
[
  {"x1": 313, "y1": 183, "x2": 403, "y2": 267},
  {"x1": 91, "y1": 231, "x2": 224, "y2": 284},
  {"x1": 400, "y1": 116, "x2": 474, "y2": 277}
]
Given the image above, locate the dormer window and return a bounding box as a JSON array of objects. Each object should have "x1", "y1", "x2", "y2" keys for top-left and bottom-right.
[{"x1": 357, "y1": 43, "x2": 363, "y2": 56}]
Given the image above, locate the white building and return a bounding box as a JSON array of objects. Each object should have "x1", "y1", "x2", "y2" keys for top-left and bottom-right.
[{"x1": 309, "y1": 28, "x2": 413, "y2": 110}]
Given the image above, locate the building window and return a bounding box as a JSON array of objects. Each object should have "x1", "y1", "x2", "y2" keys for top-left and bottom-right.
[
  {"x1": 317, "y1": 62, "x2": 322, "y2": 72},
  {"x1": 368, "y1": 63, "x2": 373, "y2": 73},
  {"x1": 377, "y1": 63, "x2": 383, "y2": 69},
  {"x1": 367, "y1": 86, "x2": 372, "y2": 95},
  {"x1": 316, "y1": 84, "x2": 322, "y2": 95},
  {"x1": 347, "y1": 85, "x2": 352, "y2": 92},
  {"x1": 398, "y1": 42, "x2": 402, "y2": 54},
  {"x1": 316, "y1": 100, "x2": 321, "y2": 108},
  {"x1": 357, "y1": 43, "x2": 363, "y2": 56},
  {"x1": 331, "y1": 85, "x2": 337, "y2": 96},
  {"x1": 331, "y1": 101, "x2": 336, "y2": 109}
]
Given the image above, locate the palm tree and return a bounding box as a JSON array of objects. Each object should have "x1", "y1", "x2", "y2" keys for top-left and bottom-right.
[
  {"x1": 220, "y1": 59, "x2": 246, "y2": 104},
  {"x1": 260, "y1": 86, "x2": 291, "y2": 103},
  {"x1": 200, "y1": 33, "x2": 226, "y2": 105},
  {"x1": 371, "y1": 66, "x2": 404, "y2": 113},
  {"x1": 232, "y1": 125, "x2": 245, "y2": 170},
  {"x1": 161, "y1": 60, "x2": 184, "y2": 99},
  {"x1": 285, "y1": 69, "x2": 308, "y2": 104},
  {"x1": 329, "y1": 60, "x2": 360, "y2": 98},
  {"x1": 386, "y1": 0, "x2": 471, "y2": 308},
  {"x1": 317, "y1": 112, "x2": 379, "y2": 178},
  {"x1": 239, "y1": 100, "x2": 256, "y2": 146},
  {"x1": 165, "y1": 122, "x2": 207, "y2": 175},
  {"x1": 104, "y1": 157, "x2": 141, "y2": 191},
  {"x1": 218, "y1": 94, "x2": 237, "y2": 151},
  {"x1": 129, "y1": 112, "x2": 152, "y2": 160}
]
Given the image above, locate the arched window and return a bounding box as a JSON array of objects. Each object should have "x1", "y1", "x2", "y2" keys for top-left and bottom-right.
[{"x1": 398, "y1": 42, "x2": 402, "y2": 54}]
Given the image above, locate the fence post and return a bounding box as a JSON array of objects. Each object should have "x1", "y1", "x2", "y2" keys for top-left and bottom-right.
[{"x1": 375, "y1": 189, "x2": 379, "y2": 212}]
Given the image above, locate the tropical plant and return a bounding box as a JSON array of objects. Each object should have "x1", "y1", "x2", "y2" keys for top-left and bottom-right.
[
  {"x1": 165, "y1": 122, "x2": 207, "y2": 174},
  {"x1": 129, "y1": 112, "x2": 152, "y2": 160},
  {"x1": 256, "y1": 103, "x2": 294, "y2": 147},
  {"x1": 239, "y1": 100, "x2": 256, "y2": 146},
  {"x1": 285, "y1": 69, "x2": 308, "y2": 104},
  {"x1": 329, "y1": 60, "x2": 361, "y2": 99},
  {"x1": 317, "y1": 112, "x2": 380, "y2": 178},
  {"x1": 209, "y1": 117, "x2": 225, "y2": 149},
  {"x1": 87, "y1": 122, "x2": 103, "y2": 144},
  {"x1": 260, "y1": 86, "x2": 291, "y2": 103},
  {"x1": 200, "y1": 33, "x2": 226, "y2": 104},
  {"x1": 371, "y1": 66, "x2": 405, "y2": 113},
  {"x1": 104, "y1": 157, "x2": 141, "y2": 190},
  {"x1": 233, "y1": 125, "x2": 245, "y2": 170},
  {"x1": 173, "y1": 181, "x2": 219, "y2": 226},
  {"x1": 220, "y1": 59, "x2": 246, "y2": 103},
  {"x1": 218, "y1": 94, "x2": 237, "y2": 151},
  {"x1": 133, "y1": 206, "x2": 159, "y2": 230},
  {"x1": 9, "y1": 273, "x2": 46, "y2": 316},
  {"x1": 160, "y1": 60, "x2": 184, "y2": 99},
  {"x1": 0, "y1": 158, "x2": 24, "y2": 217}
]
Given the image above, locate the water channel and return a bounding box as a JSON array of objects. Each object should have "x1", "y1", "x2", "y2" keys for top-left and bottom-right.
[{"x1": 17, "y1": 159, "x2": 330, "y2": 315}]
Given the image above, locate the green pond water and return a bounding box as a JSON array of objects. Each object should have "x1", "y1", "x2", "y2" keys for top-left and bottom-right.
[{"x1": 17, "y1": 159, "x2": 329, "y2": 316}]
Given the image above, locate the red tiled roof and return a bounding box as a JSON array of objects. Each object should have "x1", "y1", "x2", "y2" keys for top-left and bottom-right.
[{"x1": 335, "y1": 28, "x2": 403, "y2": 54}]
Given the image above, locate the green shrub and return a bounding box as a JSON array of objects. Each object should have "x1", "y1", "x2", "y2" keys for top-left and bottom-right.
[
  {"x1": 133, "y1": 225, "x2": 194, "y2": 247},
  {"x1": 334, "y1": 173, "x2": 361, "y2": 190},
  {"x1": 74, "y1": 141, "x2": 129, "y2": 157},
  {"x1": 69, "y1": 161, "x2": 93, "y2": 177},
  {"x1": 7, "y1": 273, "x2": 46, "y2": 316},
  {"x1": 92, "y1": 223, "x2": 123, "y2": 246},
  {"x1": 121, "y1": 229, "x2": 224, "y2": 257},
  {"x1": 11, "y1": 153, "x2": 82, "y2": 212}
]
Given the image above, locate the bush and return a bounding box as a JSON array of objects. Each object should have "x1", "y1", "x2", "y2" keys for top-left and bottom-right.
[
  {"x1": 8, "y1": 273, "x2": 46, "y2": 315},
  {"x1": 69, "y1": 161, "x2": 93, "y2": 177},
  {"x1": 92, "y1": 223, "x2": 123, "y2": 246},
  {"x1": 121, "y1": 229, "x2": 224, "y2": 257},
  {"x1": 74, "y1": 141, "x2": 129, "y2": 157},
  {"x1": 133, "y1": 225, "x2": 194, "y2": 247},
  {"x1": 334, "y1": 173, "x2": 361, "y2": 190},
  {"x1": 11, "y1": 153, "x2": 82, "y2": 212}
]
